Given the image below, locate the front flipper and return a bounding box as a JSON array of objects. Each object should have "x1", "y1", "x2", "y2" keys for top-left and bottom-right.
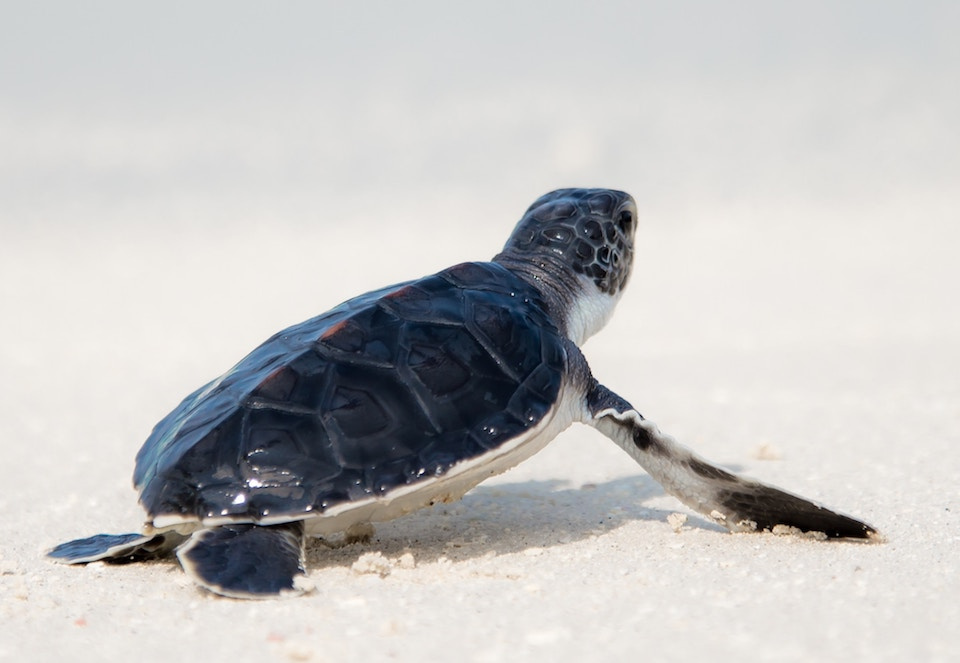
[
  {"x1": 48, "y1": 531, "x2": 185, "y2": 564},
  {"x1": 586, "y1": 381, "x2": 880, "y2": 540},
  {"x1": 176, "y1": 521, "x2": 308, "y2": 599}
]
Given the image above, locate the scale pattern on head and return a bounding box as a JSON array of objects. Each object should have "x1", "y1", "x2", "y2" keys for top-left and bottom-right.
[{"x1": 500, "y1": 188, "x2": 637, "y2": 295}]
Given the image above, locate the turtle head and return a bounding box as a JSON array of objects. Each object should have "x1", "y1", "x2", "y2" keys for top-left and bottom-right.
[{"x1": 494, "y1": 188, "x2": 637, "y2": 344}]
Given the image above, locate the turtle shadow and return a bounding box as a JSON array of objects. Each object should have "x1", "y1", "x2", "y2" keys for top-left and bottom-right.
[{"x1": 305, "y1": 473, "x2": 725, "y2": 570}]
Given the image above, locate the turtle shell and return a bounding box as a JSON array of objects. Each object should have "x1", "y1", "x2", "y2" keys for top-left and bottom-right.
[{"x1": 133, "y1": 261, "x2": 567, "y2": 524}]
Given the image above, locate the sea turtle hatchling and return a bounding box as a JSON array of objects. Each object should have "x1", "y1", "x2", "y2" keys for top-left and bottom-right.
[{"x1": 49, "y1": 188, "x2": 878, "y2": 598}]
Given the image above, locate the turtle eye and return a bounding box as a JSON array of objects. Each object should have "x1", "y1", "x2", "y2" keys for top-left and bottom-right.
[{"x1": 616, "y1": 209, "x2": 634, "y2": 235}]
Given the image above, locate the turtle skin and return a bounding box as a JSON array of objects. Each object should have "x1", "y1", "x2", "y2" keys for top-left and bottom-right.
[{"x1": 133, "y1": 261, "x2": 567, "y2": 525}]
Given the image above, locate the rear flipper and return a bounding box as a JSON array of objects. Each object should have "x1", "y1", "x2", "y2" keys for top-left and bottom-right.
[
  {"x1": 587, "y1": 381, "x2": 880, "y2": 540},
  {"x1": 176, "y1": 521, "x2": 309, "y2": 599},
  {"x1": 48, "y1": 531, "x2": 186, "y2": 564}
]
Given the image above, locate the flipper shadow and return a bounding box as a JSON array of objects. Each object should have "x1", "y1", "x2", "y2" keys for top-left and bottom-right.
[{"x1": 306, "y1": 473, "x2": 724, "y2": 569}]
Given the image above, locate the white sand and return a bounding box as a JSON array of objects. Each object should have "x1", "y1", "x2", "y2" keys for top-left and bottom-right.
[
  {"x1": 3, "y1": 202, "x2": 958, "y2": 662},
  {"x1": 2, "y1": 4, "x2": 959, "y2": 662}
]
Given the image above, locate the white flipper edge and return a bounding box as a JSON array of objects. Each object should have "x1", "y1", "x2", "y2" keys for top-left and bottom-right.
[
  {"x1": 589, "y1": 400, "x2": 880, "y2": 541},
  {"x1": 177, "y1": 522, "x2": 310, "y2": 599}
]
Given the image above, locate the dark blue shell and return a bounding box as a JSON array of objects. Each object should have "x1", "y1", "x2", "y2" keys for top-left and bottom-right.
[{"x1": 133, "y1": 262, "x2": 567, "y2": 523}]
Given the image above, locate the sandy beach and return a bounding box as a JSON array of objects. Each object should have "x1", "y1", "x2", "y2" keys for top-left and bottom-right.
[{"x1": 2, "y1": 3, "x2": 958, "y2": 661}]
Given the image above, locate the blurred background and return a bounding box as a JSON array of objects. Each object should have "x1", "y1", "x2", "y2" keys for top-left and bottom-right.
[{"x1": 2, "y1": 1, "x2": 957, "y2": 232}]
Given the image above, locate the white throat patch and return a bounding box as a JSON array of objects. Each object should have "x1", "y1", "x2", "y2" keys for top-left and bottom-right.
[{"x1": 564, "y1": 275, "x2": 623, "y2": 345}]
